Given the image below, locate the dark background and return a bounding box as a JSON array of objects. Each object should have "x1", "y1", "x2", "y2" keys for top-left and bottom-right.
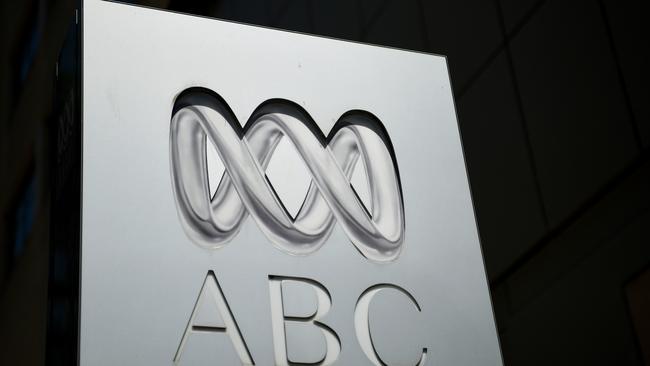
[{"x1": 1, "y1": 0, "x2": 648, "y2": 364}]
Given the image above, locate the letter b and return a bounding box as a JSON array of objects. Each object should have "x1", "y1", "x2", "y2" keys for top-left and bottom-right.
[{"x1": 268, "y1": 275, "x2": 341, "y2": 365}]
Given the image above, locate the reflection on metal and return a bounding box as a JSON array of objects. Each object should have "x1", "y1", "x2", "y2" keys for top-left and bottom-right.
[
  {"x1": 170, "y1": 89, "x2": 405, "y2": 262},
  {"x1": 355, "y1": 285, "x2": 427, "y2": 366},
  {"x1": 268, "y1": 275, "x2": 341, "y2": 365},
  {"x1": 174, "y1": 271, "x2": 255, "y2": 365}
]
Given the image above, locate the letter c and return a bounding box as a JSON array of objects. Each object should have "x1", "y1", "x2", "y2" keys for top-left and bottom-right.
[{"x1": 354, "y1": 284, "x2": 427, "y2": 366}]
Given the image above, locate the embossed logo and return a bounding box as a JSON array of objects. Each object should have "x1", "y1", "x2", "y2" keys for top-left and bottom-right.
[
  {"x1": 170, "y1": 90, "x2": 426, "y2": 365},
  {"x1": 170, "y1": 88, "x2": 405, "y2": 262}
]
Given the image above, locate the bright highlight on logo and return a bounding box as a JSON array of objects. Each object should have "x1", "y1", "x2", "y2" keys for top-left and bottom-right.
[{"x1": 170, "y1": 88, "x2": 405, "y2": 262}]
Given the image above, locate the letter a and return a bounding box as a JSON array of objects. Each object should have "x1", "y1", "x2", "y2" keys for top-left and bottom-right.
[{"x1": 174, "y1": 271, "x2": 254, "y2": 365}]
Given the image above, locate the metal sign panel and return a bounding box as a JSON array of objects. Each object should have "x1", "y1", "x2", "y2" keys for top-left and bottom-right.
[{"x1": 81, "y1": 1, "x2": 502, "y2": 364}]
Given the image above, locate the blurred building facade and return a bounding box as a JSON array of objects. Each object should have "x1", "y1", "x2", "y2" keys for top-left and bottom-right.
[{"x1": 0, "y1": 0, "x2": 648, "y2": 364}]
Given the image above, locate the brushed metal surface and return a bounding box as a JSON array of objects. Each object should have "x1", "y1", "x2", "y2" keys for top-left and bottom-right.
[{"x1": 81, "y1": 1, "x2": 502, "y2": 364}]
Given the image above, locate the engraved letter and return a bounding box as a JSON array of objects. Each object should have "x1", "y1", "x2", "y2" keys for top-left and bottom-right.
[
  {"x1": 174, "y1": 271, "x2": 254, "y2": 365},
  {"x1": 355, "y1": 284, "x2": 427, "y2": 365},
  {"x1": 268, "y1": 275, "x2": 341, "y2": 365}
]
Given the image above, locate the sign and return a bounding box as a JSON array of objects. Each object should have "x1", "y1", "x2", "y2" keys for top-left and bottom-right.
[{"x1": 80, "y1": 1, "x2": 502, "y2": 364}]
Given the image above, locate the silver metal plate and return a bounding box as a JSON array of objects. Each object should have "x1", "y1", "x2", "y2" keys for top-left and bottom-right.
[{"x1": 81, "y1": 1, "x2": 502, "y2": 364}]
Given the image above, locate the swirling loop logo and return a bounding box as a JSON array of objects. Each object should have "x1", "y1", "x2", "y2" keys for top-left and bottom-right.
[{"x1": 170, "y1": 88, "x2": 405, "y2": 262}]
